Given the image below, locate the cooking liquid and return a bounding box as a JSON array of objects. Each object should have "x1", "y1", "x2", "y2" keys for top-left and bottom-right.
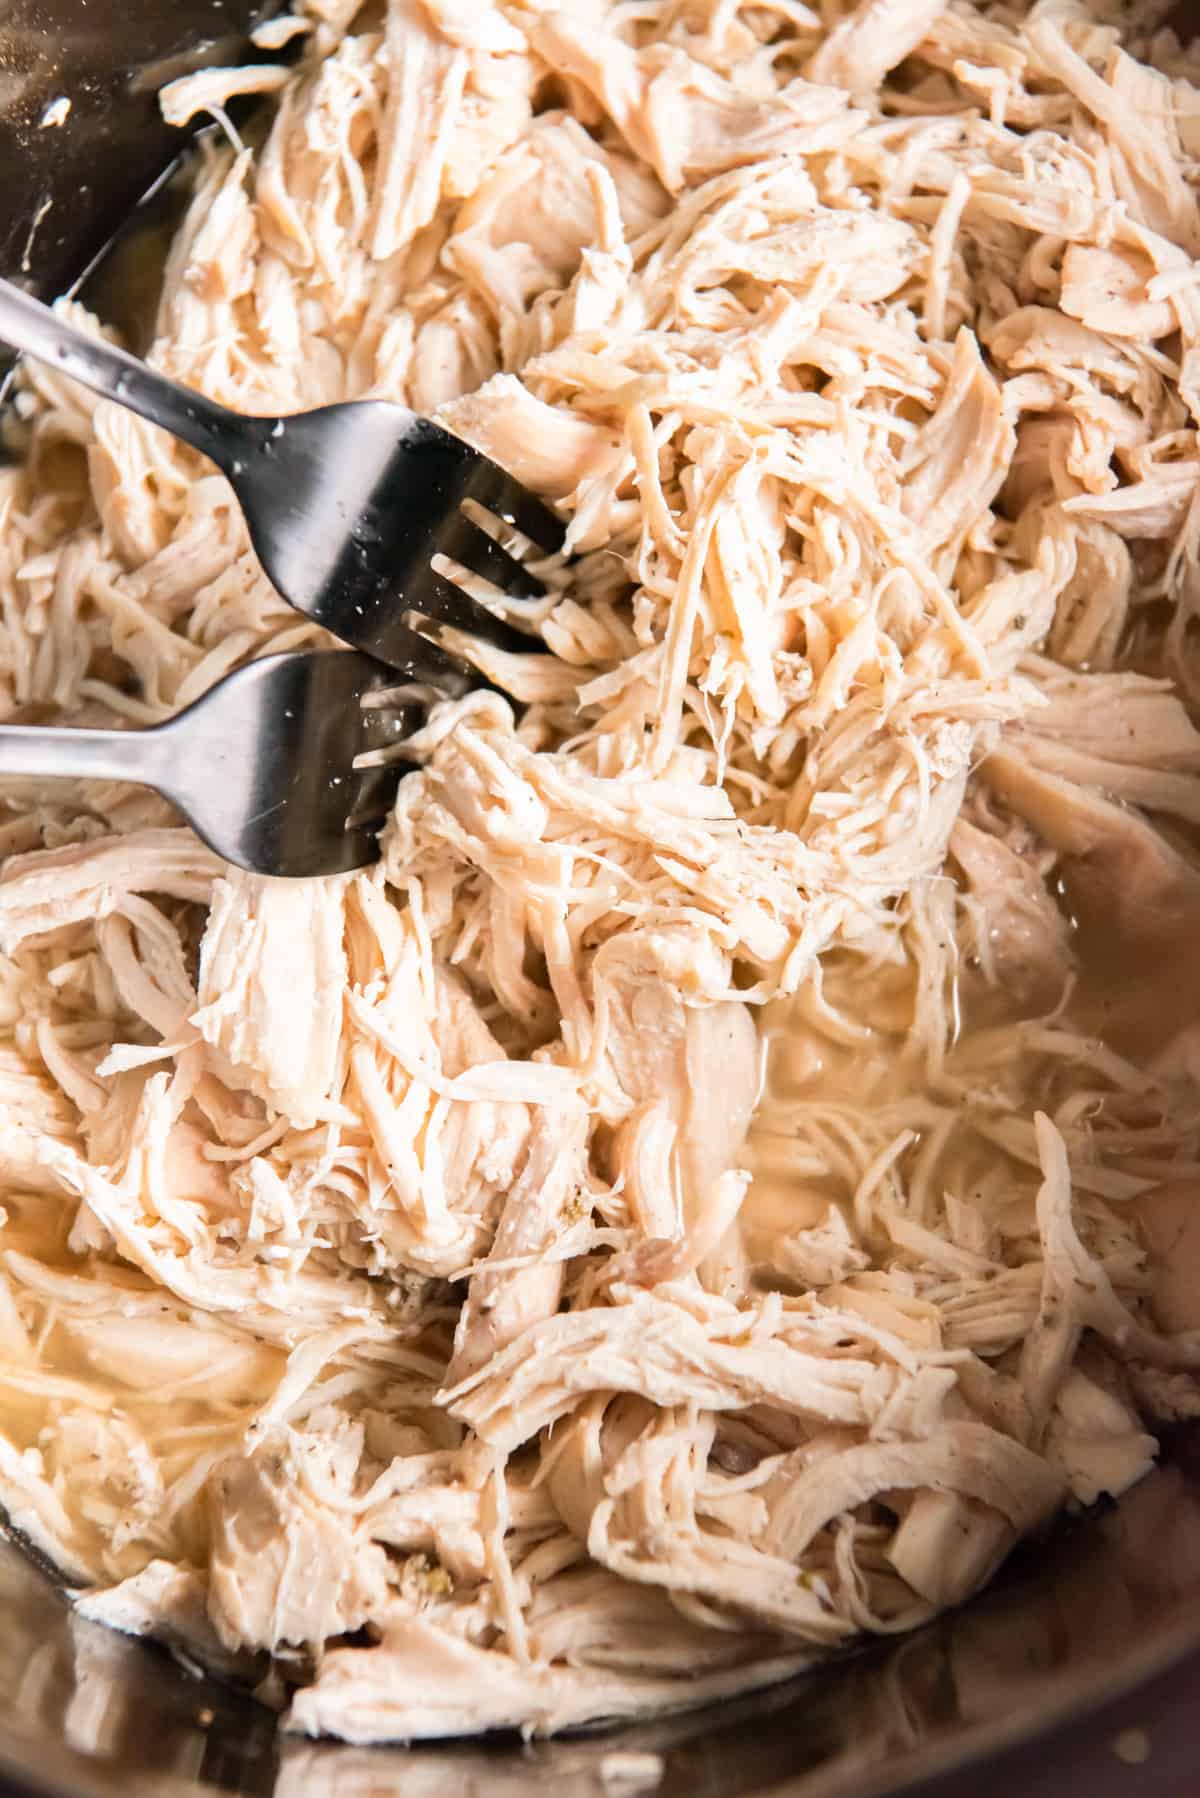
[{"x1": 744, "y1": 827, "x2": 1200, "y2": 1302}]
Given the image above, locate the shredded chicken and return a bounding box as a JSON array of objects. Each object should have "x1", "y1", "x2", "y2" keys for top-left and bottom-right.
[{"x1": 1, "y1": 0, "x2": 1200, "y2": 1746}]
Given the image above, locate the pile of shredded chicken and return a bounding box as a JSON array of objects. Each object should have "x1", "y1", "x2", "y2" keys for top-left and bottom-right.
[{"x1": 3, "y1": 0, "x2": 1200, "y2": 1745}]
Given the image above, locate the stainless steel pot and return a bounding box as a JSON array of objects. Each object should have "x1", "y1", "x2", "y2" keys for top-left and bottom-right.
[
  {"x1": 3, "y1": 1437, "x2": 1200, "y2": 1797},
  {"x1": 0, "y1": 4, "x2": 1197, "y2": 1793}
]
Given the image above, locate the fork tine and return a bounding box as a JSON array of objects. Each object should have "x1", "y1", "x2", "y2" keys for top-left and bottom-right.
[
  {"x1": 358, "y1": 697, "x2": 421, "y2": 757},
  {"x1": 460, "y1": 457, "x2": 567, "y2": 554},
  {"x1": 362, "y1": 620, "x2": 479, "y2": 693},
  {"x1": 442, "y1": 515, "x2": 546, "y2": 596},
  {"x1": 346, "y1": 761, "x2": 408, "y2": 830},
  {"x1": 402, "y1": 568, "x2": 541, "y2": 656}
]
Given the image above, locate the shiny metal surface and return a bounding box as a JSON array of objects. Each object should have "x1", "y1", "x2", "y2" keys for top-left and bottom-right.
[
  {"x1": 0, "y1": 650, "x2": 419, "y2": 876},
  {"x1": 0, "y1": 277, "x2": 565, "y2": 669},
  {"x1": 0, "y1": 0, "x2": 285, "y2": 313},
  {"x1": 1, "y1": 1437, "x2": 1200, "y2": 1797}
]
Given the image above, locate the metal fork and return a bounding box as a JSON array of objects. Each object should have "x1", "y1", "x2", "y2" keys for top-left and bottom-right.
[
  {"x1": 0, "y1": 276, "x2": 565, "y2": 676},
  {"x1": 0, "y1": 651, "x2": 427, "y2": 877}
]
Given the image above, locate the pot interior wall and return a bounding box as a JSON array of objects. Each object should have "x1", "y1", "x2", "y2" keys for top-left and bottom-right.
[{"x1": 3, "y1": 1434, "x2": 1200, "y2": 1797}]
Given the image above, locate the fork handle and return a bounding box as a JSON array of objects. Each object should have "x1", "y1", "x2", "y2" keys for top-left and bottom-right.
[
  {"x1": 0, "y1": 721, "x2": 171, "y2": 793},
  {"x1": 0, "y1": 276, "x2": 262, "y2": 472}
]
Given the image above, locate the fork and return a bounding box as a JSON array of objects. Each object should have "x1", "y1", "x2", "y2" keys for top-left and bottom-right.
[
  {"x1": 0, "y1": 651, "x2": 428, "y2": 877},
  {"x1": 0, "y1": 276, "x2": 565, "y2": 676}
]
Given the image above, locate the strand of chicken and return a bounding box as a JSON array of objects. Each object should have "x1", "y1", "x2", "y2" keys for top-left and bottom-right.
[{"x1": 1, "y1": 0, "x2": 1200, "y2": 1744}]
